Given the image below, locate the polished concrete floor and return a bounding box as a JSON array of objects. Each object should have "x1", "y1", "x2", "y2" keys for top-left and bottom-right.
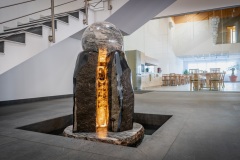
[
  {"x1": 0, "y1": 91, "x2": 240, "y2": 160},
  {"x1": 144, "y1": 82, "x2": 240, "y2": 92}
]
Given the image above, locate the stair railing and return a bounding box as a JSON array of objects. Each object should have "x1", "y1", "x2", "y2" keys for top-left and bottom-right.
[
  {"x1": 0, "y1": 0, "x2": 78, "y2": 25},
  {"x1": 48, "y1": 0, "x2": 55, "y2": 43},
  {"x1": 0, "y1": 0, "x2": 36, "y2": 10},
  {"x1": 83, "y1": 0, "x2": 90, "y2": 25},
  {"x1": 107, "y1": 0, "x2": 112, "y2": 10}
]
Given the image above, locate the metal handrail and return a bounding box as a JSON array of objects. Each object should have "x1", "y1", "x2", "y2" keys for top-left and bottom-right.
[
  {"x1": 48, "y1": 0, "x2": 55, "y2": 43},
  {"x1": 90, "y1": 0, "x2": 103, "y2": 7},
  {"x1": 89, "y1": 0, "x2": 112, "y2": 10},
  {"x1": 83, "y1": 0, "x2": 89, "y2": 25},
  {"x1": 0, "y1": 0, "x2": 36, "y2": 10},
  {"x1": 0, "y1": 0, "x2": 77, "y2": 24}
]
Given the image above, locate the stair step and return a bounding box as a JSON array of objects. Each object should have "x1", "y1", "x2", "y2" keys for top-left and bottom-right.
[
  {"x1": 25, "y1": 26, "x2": 43, "y2": 36},
  {"x1": 42, "y1": 20, "x2": 57, "y2": 29},
  {"x1": 0, "y1": 41, "x2": 4, "y2": 53},
  {"x1": 19, "y1": 19, "x2": 62, "y2": 29},
  {"x1": 34, "y1": 9, "x2": 80, "y2": 22},
  {"x1": 39, "y1": 13, "x2": 68, "y2": 21},
  {"x1": 4, "y1": 33, "x2": 25, "y2": 44},
  {"x1": 6, "y1": 20, "x2": 56, "y2": 34},
  {"x1": 56, "y1": 16, "x2": 69, "y2": 24},
  {"x1": 18, "y1": 15, "x2": 67, "y2": 28},
  {"x1": 0, "y1": 30, "x2": 23, "y2": 38},
  {"x1": 5, "y1": 23, "x2": 40, "y2": 32},
  {"x1": 30, "y1": 14, "x2": 67, "y2": 24},
  {"x1": 1, "y1": 25, "x2": 43, "y2": 38},
  {"x1": 80, "y1": 8, "x2": 86, "y2": 14},
  {"x1": 18, "y1": 19, "x2": 50, "y2": 28},
  {"x1": 0, "y1": 26, "x2": 42, "y2": 53},
  {"x1": 68, "y1": 11, "x2": 79, "y2": 19},
  {"x1": 17, "y1": 9, "x2": 80, "y2": 28}
]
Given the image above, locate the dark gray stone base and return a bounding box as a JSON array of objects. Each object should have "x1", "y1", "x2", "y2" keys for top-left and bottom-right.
[{"x1": 63, "y1": 123, "x2": 144, "y2": 146}]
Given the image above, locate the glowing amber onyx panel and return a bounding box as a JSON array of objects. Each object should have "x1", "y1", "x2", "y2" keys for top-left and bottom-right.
[{"x1": 96, "y1": 48, "x2": 109, "y2": 132}]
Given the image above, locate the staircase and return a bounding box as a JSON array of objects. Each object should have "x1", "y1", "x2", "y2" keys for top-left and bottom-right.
[
  {"x1": 0, "y1": 8, "x2": 90, "y2": 75},
  {"x1": 0, "y1": 0, "x2": 177, "y2": 102}
]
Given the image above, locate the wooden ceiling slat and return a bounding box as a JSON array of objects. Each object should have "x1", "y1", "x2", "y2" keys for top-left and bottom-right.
[{"x1": 173, "y1": 7, "x2": 240, "y2": 24}]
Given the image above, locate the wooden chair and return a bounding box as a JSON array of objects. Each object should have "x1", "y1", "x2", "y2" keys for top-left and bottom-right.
[
  {"x1": 209, "y1": 73, "x2": 221, "y2": 91},
  {"x1": 175, "y1": 74, "x2": 181, "y2": 85},
  {"x1": 220, "y1": 72, "x2": 226, "y2": 89},
  {"x1": 204, "y1": 73, "x2": 211, "y2": 88},
  {"x1": 180, "y1": 75, "x2": 186, "y2": 85},
  {"x1": 190, "y1": 73, "x2": 201, "y2": 91},
  {"x1": 169, "y1": 73, "x2": 177, "y2": 86},
  {"x1": 162, "y1": 74, "x2": 169, "y2": 86},
  {"x1": 190, "y1": 73, "x2": 206, "y2": 91},
  {"x1": 185, "y1": 75, "x2": 190, "y2": 84}
]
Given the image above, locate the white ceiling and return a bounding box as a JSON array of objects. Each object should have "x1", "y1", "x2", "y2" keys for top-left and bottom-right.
[{"x1": 155, "y1": 0, "x2": 240, "y2": 18}]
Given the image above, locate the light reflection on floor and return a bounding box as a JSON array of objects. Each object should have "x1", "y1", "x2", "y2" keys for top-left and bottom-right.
[{"x1": 143, "y1": 82, "x2": 240, "y2": 92}]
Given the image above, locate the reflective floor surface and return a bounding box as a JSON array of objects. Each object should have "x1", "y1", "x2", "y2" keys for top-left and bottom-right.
[{"x1": 144, "y1": 82, "x2": 240, "y2": 92}]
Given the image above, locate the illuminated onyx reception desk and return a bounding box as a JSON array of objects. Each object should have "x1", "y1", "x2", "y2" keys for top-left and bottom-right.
[{"x1": 63, "y1": 22, "x2": 144, "y2": 146}]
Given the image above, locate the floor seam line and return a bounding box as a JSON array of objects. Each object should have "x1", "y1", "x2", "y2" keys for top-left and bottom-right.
[{"x1": 162, "y1": 115, "x2": 190, "y2": 160}]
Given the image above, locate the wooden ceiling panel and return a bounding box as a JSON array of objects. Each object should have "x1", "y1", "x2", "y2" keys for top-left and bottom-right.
[{"x1": 173, "y1": 7, "x2": 240, "y2": 24}]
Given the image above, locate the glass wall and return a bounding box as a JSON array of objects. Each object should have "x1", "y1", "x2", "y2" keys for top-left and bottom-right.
[{"x1": 185, "y1": 59, "x2": 240, "y2": 81}]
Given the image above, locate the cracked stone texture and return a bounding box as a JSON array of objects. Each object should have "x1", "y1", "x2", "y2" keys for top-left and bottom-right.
[
  {"x1": 107, "y1": 53, "x2": 120, "y2": 132},
  {"x1": 73, "y1": 51, "x2": 98, "y2": 132},
  {"x1": 120, "y1": 67, "x2": 134, "y2": 131},
  {"x1": 108, "y1": 51, "x2": 134, "y2": 132}
]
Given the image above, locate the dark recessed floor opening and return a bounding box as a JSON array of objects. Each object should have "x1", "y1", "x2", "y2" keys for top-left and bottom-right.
[
  {"x1": 17, "y1": 113, "x2": 172, "y2": 147},
  {"x1": 134, "y1": 113, "x2": 172, "y2": 135}
]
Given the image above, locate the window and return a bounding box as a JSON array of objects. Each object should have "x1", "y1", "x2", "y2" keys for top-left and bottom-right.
[
  {"x1": 187, "y1": 60, "x2": 236, "y2": 73},
  {"x1": 227, "y1": 26, "x2": 236, "y2": 43}
]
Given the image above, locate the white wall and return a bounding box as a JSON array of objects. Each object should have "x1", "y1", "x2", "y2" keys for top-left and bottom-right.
[
  {"x1": 172, "y1": 20, "x2": 240, "y2": 56},
  {"x1": 0, "y1": 38, "x2": 81, "y2": 101},
  {"x1": 124, "y1": 18, "x2": 184, "y2": 74}
]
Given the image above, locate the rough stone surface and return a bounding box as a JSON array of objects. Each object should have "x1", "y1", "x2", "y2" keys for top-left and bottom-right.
[
  {"x1": 107, "y1": 53, "x2": 120, "y2": 132},
  {"x1": 120, "y1": 68, "x2": 134, "y2": 131},
  {"x1": 82, "y1": 22, "x2": 123, "y2": 53},
  {"x1": 63, "y1": 123, "x2": 144, "y2": 146},
  {"x1": 108, "y1": 51, "x2": 134, "y2": 132},
  {"x1": 73, "y1": 51, "x2": 98, "y2": 132}
]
